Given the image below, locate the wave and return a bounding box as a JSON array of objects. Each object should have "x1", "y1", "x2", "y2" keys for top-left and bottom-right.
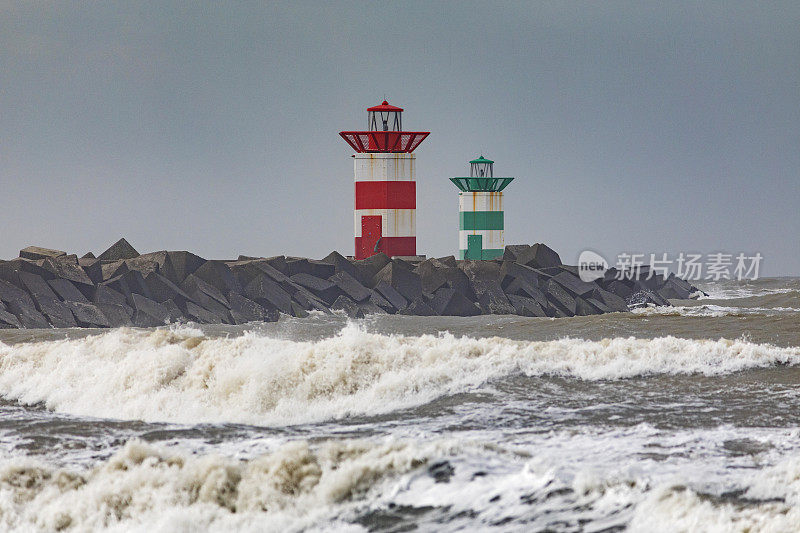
[
  {"x1": 0, "y1": 325, "x2": 799, "y2": 426},
  {"x1": 698, "y1": 284, "x2": 800, "y2": 301},
  {"x1": 632, "y1": 304, "x2": 800, "y2": 318},
  {"x1": 4, "y1": 431, "x2": 800, "y2": 533},
  {"x1": 0, "y1": 437, "x2": 461, "y2": 533},
  {"x1": 628, "y1": 454, "x2": 800, "y2": 533}
]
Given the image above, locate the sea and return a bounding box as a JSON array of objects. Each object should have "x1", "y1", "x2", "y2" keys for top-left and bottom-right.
[{"x1": 0, "y1": 277, "x2": 798, "y2": 532}]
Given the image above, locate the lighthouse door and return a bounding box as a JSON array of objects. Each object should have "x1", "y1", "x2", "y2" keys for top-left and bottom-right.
[
  {"x1": 466, "y1": 234, "x2": 482, "y2": 260},
  {"x1": 360, "y1": 216, "x2": 382, "y2": 258}
]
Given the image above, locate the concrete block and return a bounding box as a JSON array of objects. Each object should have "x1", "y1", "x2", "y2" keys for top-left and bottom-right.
[
  {"x1": 181, "y1": 274, "x2": 229, "y2": 307},
  {"x1": 65, "y1": 302, "x2": 111, "y2": 328},
  {"x1": 586, "y1": 297, "x2": 611, "y2": 314},
  {"x1": 550, "y1": 271, "x2": 596, "y2": 297},
  {"x1": 101, "y1": 274, "x2": 133, "y2": 304},
  {"x1": 161, "y1": 299, "x2": 186, "y2": 323},
  {"x1": 321, "y1": 251, "x2": 363, "y2": 283},
  {"x1": 262, "y1": 255, "x2": 288, "y2": 275},
  {"x1": 185, "y1": 301, "x2": 224, "y2": 324},
  {"x1": 165, "y1": 251, "x2": 206, "y2": 283},
  {"x1": 79, "y1": 258, "x2": 104, "y2": 285},
  {"x1": 19, "y1": 246, "x2": 66, "y2": 261},
  {"x1": 331, "y1": 295, "x2": 364, "y2": 319},
  {"x1": 42, "y1": 258, "x2": 93, "y2": 287},
  {"x1": 94, "y1": 303, "x2": 134, "y2": 327},
  {"x1": 604, "y1": 280, "x2": 635, "y2": 300},
  {"x1": 143, "y1": 272, "x2": 191, "y2": 304},
  {"x1": 507, "y1": 294, "x2": 547, "y2": 317},
  {"x1": 543, "y1": 279, "x2": 577, "y2": 316},
  {"x1": 186, "y1": 289, "x2": 232, "y2": 322},
  {"x1": 374, "y1": 281, "x2": 407, "y2": 311},
  {"x1": 121, "y1": 270, "x2": 154, "y2": 304},
  {"x1": 93, "y1": 285, "x2": 129, "y2": 307},
  {"x1": 229, "y1": 259, "x2": 286, "y2": 288},
  {"x1": 430, "y1": 287, "x2": 481, "y2": 316},
  {"x1": 368, "y1": 289, "x2": 396, "y2": 313},
  {"x1": 244, "y1": 275, "x2": 293, "y2": 315},
  {"x1": 0, "y1": 305, "x2": 22, "y2": 328},
  {"x1": 7, "y1": 299, "x2": 50, "y2": 329},
  {"x1": 192, "y1": 260, "x2": 242, "y2": 295},
  {"x1": 131, "y1": 294, "x2": 170, "y2": 327},
  {"x1": 575, "y1": 297, "x2": 603, "y2": 316},
  {"x1": 414, "y1": 260, "x2": 448, "y2": 293},
  {"x1": 36, "y1": 297, "x2": 77, "y2": 328},
  {"x1": 436, "y1": 255, "x2": 458, "y2": 268},
  {"x1": 504, "y1": 277, "x2": 549, "y2": 309},
  {"x1": 124, "y1": 256, "x2": 161, "y2": 277},
  {"x1": 503, "y1": 245, "x2": 535, "y2": 264},
  {"x1": 528, "y1": 243, "x2": 562, "y2": 269},
  {"x1": 591, "y1": 288, "x2": 629, "y2": 312},
  {"x1": 18, "y1": 259, "x2": 56, "y2": 280},
  {"x1": 286, "y1": 259, "x2": 335, "y2": 279},
  {"x1": 291, "y1": 288, "x2": 331, "y2": 314},
  {"x1": 228, "y1": 292, "x2": 278, "y2": 324},
  {"x1": 290, "y1": 273, "x2": 342, "y2": 304},
  {"x1": 499, "y1": 261, "x2": 543, "y2": 289},
  {"x1": 627, "y1": 289, "x2": 669, "y2": 308},
  {"x1": 0, "y1": 261, "x2": 22, "y2": 285},
  {"x1": 101, "y1": 261, "x2": 129, "y2": 282},
  {"x1": 18, "y1": 271, "x2": 59, "y2": 301},
  {"x1": 460, "y1": 260, "x2": 514, "y2": 315},
  {"x1": 330, "y1": 271, "x2": 370, "y2": 302},
  {"x1": 399, "y1": 297, "x2": 437, "y2": 316},
  {"x1": 0, "y1": 279, "x2": 34, "y2": 307},
  {"x1": 658, "y1": 276, "x2": 692, "y2": 300},
  {"x1": 352, "y1": 253, "x2": 390, "y2": 287},
  {"x1": 291, "y1": 302, "x2": 309, "y2": 318},
  {"x1": 372, "y1": 261, "x2": 423, "y2": 302},
  {"x1": 97, "y1": 238, "x2": 139, "y2": 261},
  {"x1": 134, "y1": 252, "x2": 180, "y2": 284},
  {"x1": 357, "y1": 301, "x2": 388, "y2": 316},
  {"x1": 228, "y1": 292, "x2": 277, "y2": 324},
  {"x1": 441, "y1": 268, "x2": 475, "y2": 301}
]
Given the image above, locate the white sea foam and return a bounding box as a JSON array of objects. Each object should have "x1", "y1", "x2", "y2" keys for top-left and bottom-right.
[
  {"x1": 0, "y1": 437, "x2": 464, "y2": 533},
  {"x1": 632, "y1": 304, "x2": 800, "y2": 317},
  {"x1": 698, "y1": 284, "x2": 799, "y2": 300},
  {"x1": 0, "y1": 324, "x2": 799, "y2": 426},
  {"x1": 2, "y1": 426, "x2": 800, "y2": 532}
]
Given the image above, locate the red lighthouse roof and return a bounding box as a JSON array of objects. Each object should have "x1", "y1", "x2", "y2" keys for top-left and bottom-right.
[
  {"x1": 367, "y1": 101, "x2": 404, "y2": 112},
  {"x1": 340, "y1": 100, "x2": 429, "y2": 153}
]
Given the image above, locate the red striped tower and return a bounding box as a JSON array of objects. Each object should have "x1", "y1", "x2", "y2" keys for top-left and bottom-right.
[{"x1": 340, "y1": 101, "x2": 429, "y2": 259}]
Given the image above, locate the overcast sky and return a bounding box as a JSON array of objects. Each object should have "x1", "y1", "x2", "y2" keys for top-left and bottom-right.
[{"x1": 2, "y1": 2, "x2": 798, "y2": 275}]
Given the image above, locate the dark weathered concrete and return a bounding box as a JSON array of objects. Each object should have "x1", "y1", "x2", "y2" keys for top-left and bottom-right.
[
  {"x1": 0, "y1": 242, "x2": 702, "y2": 328},
  {"x1": 97, "y1": 238, "x2": 140, "y2": 261}
]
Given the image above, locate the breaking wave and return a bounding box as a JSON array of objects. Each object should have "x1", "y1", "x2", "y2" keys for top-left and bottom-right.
[
  {"x1": 0, "y1": 438, "x2": 460, "y2": 533},
  {"x1": 631, "y1": 304, "x2": 800, "y2": 317},
  {"x1": 0, "y1": 325, "x2": 799, "y2": 426},
  {"x1": 4, "y1": 434, "x2": 800, "y2": 533}
]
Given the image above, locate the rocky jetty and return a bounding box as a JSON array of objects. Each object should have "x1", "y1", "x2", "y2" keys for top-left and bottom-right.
[{"x1": 0, "y1": 239, "x2": 701, "y2": 329}]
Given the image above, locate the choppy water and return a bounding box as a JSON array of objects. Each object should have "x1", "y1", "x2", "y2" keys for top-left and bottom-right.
[{"x1": 0, "y1": 277, "x2": 798, "y2": 532}]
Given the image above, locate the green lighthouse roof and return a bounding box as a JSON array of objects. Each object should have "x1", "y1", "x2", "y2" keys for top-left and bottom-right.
[{"x1": 469, "y1": 155, "x2": 494, "y2": 165}]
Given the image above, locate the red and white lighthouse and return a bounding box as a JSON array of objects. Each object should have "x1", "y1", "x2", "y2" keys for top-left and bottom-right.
[{"x1": 339, "y1": 101, "x2": 429, "y2": 259}]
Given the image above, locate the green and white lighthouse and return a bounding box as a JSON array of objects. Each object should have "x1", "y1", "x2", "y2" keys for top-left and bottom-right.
[{"x1": 450, "y1": 156, "x2": 514, "y2": 260}]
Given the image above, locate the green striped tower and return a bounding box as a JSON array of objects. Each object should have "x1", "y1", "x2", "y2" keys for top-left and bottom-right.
[{"x1": 450, "y1": 156, "x2": 514, "y2": 260}]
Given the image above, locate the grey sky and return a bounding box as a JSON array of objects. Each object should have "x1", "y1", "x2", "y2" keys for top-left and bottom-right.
[{"x1": 2, "y1": 2, "x2": 798, "y2": 275}]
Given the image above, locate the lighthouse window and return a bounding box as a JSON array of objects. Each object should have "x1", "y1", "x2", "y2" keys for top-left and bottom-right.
[{"x1": 368, "y1": 110, "x2": 402, "y2": 132}]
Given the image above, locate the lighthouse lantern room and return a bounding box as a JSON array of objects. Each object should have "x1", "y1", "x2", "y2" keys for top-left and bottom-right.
[
  {"x1": 450, "y1": 156, "x2": 514, "y2": 260},
  {"x1": 340, "y1": 102, "x2": 429, "y2": 259}
]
